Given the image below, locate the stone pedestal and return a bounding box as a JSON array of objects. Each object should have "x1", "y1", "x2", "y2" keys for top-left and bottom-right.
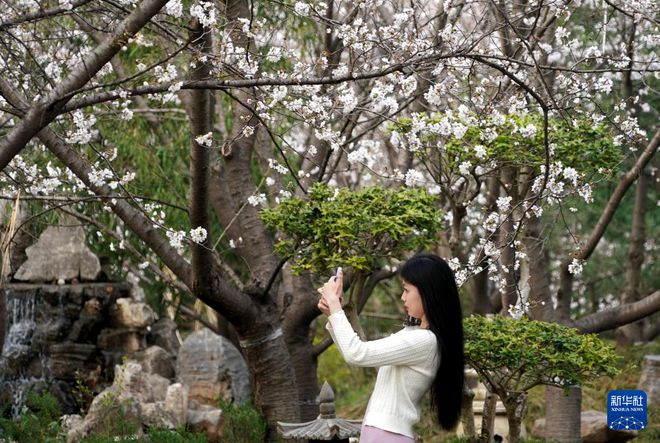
[{"x1": 638, "y1": 355, "x2": 659, "y2": 406}]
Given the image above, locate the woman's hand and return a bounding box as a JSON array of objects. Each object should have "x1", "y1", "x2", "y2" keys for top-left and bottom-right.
[{"x1": 317, "y1": 269, "x2": 344, "y2": 316}]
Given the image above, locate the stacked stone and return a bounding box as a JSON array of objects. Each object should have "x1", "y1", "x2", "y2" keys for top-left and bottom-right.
[{"x1": 1, "y1": 283, "x2": 131, "y2": 414}]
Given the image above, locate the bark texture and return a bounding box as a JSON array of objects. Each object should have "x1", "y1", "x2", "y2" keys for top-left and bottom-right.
[{"x1": 544, "y1": 386, "x2": 581, "y2": 443}]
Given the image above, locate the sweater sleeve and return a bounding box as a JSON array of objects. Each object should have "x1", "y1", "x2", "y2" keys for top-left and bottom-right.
[{"x1": 325, "y1": 310, "x2": 435, "y2": 367}]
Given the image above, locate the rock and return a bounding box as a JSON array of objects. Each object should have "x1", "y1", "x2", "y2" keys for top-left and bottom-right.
[
  {"x1": 97, "y1": 328, "x2": 145, "y2": 353},
  {"x1": 110, "y1": 297, "x2": 155, "y2": 329},
  {"x1": 134, "y1": 345, "x2": 175, "y2": 379},
  {"x1": 165, "y1": 383, "x2": 188, "y2": 427},
  {"x1": 49, "y1": 342, "x2": 98, "y2": 381},
  {"x1": 147, "y1": 317, "x2": 181, "y2": 355},
  {"x1": 60, "y1": 414, "x2": 83, "y2": 434},
  {"x1": 66, "y1": 360, "x2": 177, "y2": 441},
  {"x1": 187, "y1": 406, "x2": 223, "y2": 443},
  {"x1": 114, "y1": 360, "x2": 170, "y2": 403},
  {"x1": 141, "y1": 401, "x2": 177, "y2": 429},
  {"x1": 638, "y1": 354, "x2": 660, "y2": 406},
  {"x1": 14, "y1": 225, "x2": 101, "y2": 282},
  {"x1": 76, "y1": 387, "x2": 143, "y2": 439},
  {"x1": 1, "y1": 283, "x2": 130, "y2": 416},
  {"x1": 532, "y1": 410, "x2": 637, "y2": 443},
  {"x1": 176, "y1": 328, "x2": 251, "y2": 407}
]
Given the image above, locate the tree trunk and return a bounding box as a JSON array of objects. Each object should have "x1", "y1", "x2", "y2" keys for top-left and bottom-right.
[
  {"x1": 239, "y1": 314, "x2": 301, "y2": 441},
  {"x1": 523, "y1": 215, "x2": 553, "y2": 321},
  {"x1": 471, "y1": 177, "x2": 500, "y2": 315},
  {"x1": 479, "y1": 390, "x2": 497, "y2": 443},
  {"x1": 502, "y1": 392, "x2": 527, "y2": 443},
  {"x1": 0, "y1": 287, "x2": 5, "y2": 352},
  {"x1": 616, "y1": 172, "x2": 647, "y2": 345},
  {"x1": 286, "y1": 333, "x2": 320, "y2": 421},
  {"x1": 281, "y1": 270, "x2": 322, "y2": 421},
  {"x1": 544, "y1": 385, "x2": 581, "y2": 442},
  {"x1": 460, "y1": 384, "x2": 477, "y2": 442}
]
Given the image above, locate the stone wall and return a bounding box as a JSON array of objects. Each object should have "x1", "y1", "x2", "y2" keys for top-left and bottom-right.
[{"x1": 0, "y1": 282, "x2": 133, "y2": 415}]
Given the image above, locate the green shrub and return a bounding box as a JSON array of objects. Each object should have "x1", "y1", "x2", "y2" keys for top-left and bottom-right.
[
  {"x1": 145, "y1": 427, "x2": 208, "y2": 443},
  {"x1": 219, "y1": 399, "x2": 267, "y2": 443},
  {"x1": 261, "y1": 183, "x2": 443, "y2": 274},
  {"x1": 0, "y1": 391, "x2": 64, "y2": 443}
]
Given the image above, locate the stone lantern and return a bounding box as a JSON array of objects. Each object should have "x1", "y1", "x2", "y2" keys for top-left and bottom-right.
[{"x1": 278, "y1": 381, "x2": 362, "y2": 442}]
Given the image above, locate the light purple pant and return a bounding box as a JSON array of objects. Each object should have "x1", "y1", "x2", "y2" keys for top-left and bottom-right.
[{"x1": 360, "y1": 424, "x2": 415, "y2": 443}]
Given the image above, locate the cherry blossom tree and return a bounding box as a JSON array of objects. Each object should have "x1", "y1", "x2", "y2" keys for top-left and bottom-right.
[{"x1": 1, "y1": 0, "x2": 658, "y2": 440}]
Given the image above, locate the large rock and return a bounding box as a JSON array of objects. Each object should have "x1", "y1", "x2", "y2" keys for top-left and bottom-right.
[
  {"x1": 134, "y1": 345, "x2": 175, "y2": 379},
  {"x1": 187, "y1": 405, "x2": 223, "y2": 443},
  {"x1": 147, "y1": 317, "x2": 181, "y2": 355},
  {"x1": 14, "y1": 225, "x2": 101, "y2": 282},
  {"x1": 71, "y1": 387, "x2": 143, "y2": 441},
  {"x1": 111, "y1": 297, "x2": 155, "y2": 329},
  {"x1": 176, "y1": 328, "x2": 251, "y2": 407},
  {"x1": 165, "y1": 383, "x2": 188, "y2": 426},
  {"x1": 638, "y1": 354, "x2": 660, "y2": 406},
  {"x1": 65, "y1": 361, "x2": 176, "y2": 442},
  {"x1": 532, "y1": 410, "x2": 637, "y2": 443},
  {"x1": 114, "y1": 361, "x2": 170, "y2": 403}
]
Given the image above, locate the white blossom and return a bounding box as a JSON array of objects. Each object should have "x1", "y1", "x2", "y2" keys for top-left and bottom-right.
[
  {"x1": 518, "y1": 123, "x2": 537, "y2": 138},
  {"x1": 195, "y1": 132, "x2": 213, "y2": 147},
  {"x1": 242, "y1": 126, "x2": 255, "y2": 137},
  {"x1": 190, "y1": 227, "x2": 207, "y2": 243},
  {"x1": 474, "y1": 145, "x2": 487, "y2": 159},
  {"x1": 190, "y1": 1, "x2": 216, "y2": 28},
  {"x1": 166, "y1": 0, "x2": 183, "y2": 17},
  {"x1": 294, "y1": 2, "x2": 311, "y2": 16},
  {"x1": 458, "y1": 161, "x2": 472, "y2": 175},
  {"x1": 568, "y1": 258, "x2": 583, "y2": 275},
  {"x1": 67, "y1": 111, "x2": 98, "y2": 144},
  {"x1": 247, "y1": 193, "x2": 267, "y2": 206},
  {"x1": 404, "y1": 169, "x2": 424, "y2": 187},
  {"x1": 166, "y1": 230, "x2": 186, "y2": 251},
  {"x1": 496, "y1": 196, "x2": 512, "y2": 212}
]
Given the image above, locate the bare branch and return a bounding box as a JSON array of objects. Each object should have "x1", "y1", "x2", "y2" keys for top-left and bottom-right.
[{"x1": 572, "y1": 291, "x2": 660, "y2": 334}]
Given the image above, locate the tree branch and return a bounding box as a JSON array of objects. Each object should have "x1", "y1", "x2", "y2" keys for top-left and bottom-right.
[
  {"x1": 556, "y1": 130, "x2": 660, "y2": 320},
  {"x1": 572, "y1": 291, "x2": 660, "y2": 334},
  {"x1": 187, "y1": 21, "x2": 215, "y2": 301},
  {"x1": 0, "y1": 0, "x2": 169, "y2": 171},
  {"x1": 574, "y1": 122, "x2": 660, "y2": 260}
]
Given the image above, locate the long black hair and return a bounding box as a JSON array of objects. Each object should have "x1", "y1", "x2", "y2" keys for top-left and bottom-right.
[{"x1": 400, "y1": 253, "x2": 464, "y2": 430}]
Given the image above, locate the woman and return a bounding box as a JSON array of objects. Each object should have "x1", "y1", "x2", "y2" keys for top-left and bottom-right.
[{"x1": 317, "y1": 253, "x2": 464, "y2": 443}]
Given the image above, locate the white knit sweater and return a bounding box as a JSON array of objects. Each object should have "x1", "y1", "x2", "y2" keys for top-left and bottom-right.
[{"x1": 326, "y1": 310, "x2": 439, "y2": 438}]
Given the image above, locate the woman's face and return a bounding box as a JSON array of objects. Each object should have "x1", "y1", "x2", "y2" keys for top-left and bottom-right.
[{"x1": 401, "y1": 279, "x2": 425, "y2": 320}]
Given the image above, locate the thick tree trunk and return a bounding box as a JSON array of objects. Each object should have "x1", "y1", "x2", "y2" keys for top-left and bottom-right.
[
  {"x1": 502, "y1": 392, "x2": 527, "y2": 443},
  {"x1": 281, "y1": 270, "x2": 322, "y2": 421},
  {"x1": 616, "y1": 172, "x2": 647, "y2": 345},
  {"x1": 239, "y1": 314, "x2": 301, "y2": 441},
  {"x1": 544, "y1": 386, "x2": 581, "y2": 442},
  {"x1": 286, "y1": 334, "x2": 320, "y2": 421}
]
